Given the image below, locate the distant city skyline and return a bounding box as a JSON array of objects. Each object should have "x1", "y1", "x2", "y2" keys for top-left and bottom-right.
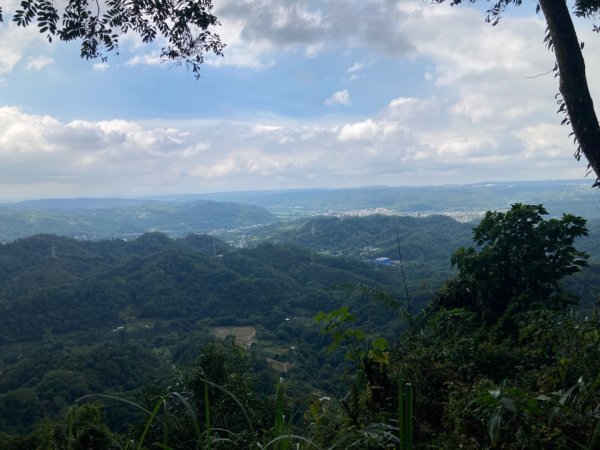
[{"x1": 0, "y1": 1, "x2": 599, "y2": 200}]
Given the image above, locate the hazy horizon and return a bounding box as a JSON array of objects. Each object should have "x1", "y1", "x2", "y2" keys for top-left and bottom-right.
[{"x1": 0, "y1": 177, "x2": 594, "y2": 203}]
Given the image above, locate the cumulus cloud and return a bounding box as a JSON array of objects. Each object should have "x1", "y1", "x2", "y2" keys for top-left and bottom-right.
[
  {"x1": 126, "y1": 53, "x2": 162, "y2": 67},
  {"x1": 0, "y1": 24, "x2": 43, "y2": 76},
  {"x1": 25, "y1": 55, "x2": 54, "y2": 71},
  {"x1": 216, "y1": 0, "x2": 327, "y2": 46},
  {"x1": 0, "y1": 105, "x2": 408, "y2": 198},
  {"x1": 325, "y1": 89, "x2": 351, "y2": 107},
  {"x1": 347, "y1": 62, "x2": 364, "y2": 74},
  {"x1": 205, "y1": 18, "x2": 274, "y2": 69},
  {"x1": 337, "y1": 119, "x2": 401, "y2": 142},
  {"x1": 204, "y1": 0, "x2": 576, "y2": 153},
  {"x1": 93, "y1": 62, "x2": 110, "y2": 71},
  {"x1": 397, "y1": 2, "x2": 558, "y2": 127},
  {"x1": 209, "y1": 0, "x2": 414, "y2": 69},
  {"x1": 0, "y1": 78, "x2": 586, "y2": 201},
  {"x1": 0, "y1": 107, "x2": 201, "y2": 199},
  {"x1": 0, "y1": 0, "x2": 596, "y2": 199}
]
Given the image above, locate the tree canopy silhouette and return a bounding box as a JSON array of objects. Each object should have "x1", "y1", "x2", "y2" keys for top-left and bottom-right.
[{"x1": 3, "y1": 0, "x2": 224, "y2": 78}]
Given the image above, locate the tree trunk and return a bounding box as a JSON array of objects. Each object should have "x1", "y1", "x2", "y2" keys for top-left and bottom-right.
[{"x1": 538, "y1": 0, "x2": 600, "y2": 185}]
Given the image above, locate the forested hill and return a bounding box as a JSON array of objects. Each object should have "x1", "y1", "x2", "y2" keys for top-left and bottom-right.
[
  {"x1": 2, "y1": 210, "x2": 600, "y2": 443},
  {"x1": 221, "y1": 213, "x2": 600, "y2": 306},
  {"x1": 0, "y1": 199, "x2": 277, "y2": 241},
  {"x1": 0, "y1": 233, "x2": 231, "y2": 300},
  {"x1": 0, "y1": 232, "x2": 404, "y2": 342},
  {"x1": 0, "y1": 232, "x2": 407, "y2": 432},
  {"x1": 259, "y1": 214, "x2": 473, "y2": 261}
]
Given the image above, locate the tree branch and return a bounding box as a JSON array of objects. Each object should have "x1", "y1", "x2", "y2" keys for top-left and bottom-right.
[{"x1": 539, "y1": 0, "x2": 600, "y2": 185}]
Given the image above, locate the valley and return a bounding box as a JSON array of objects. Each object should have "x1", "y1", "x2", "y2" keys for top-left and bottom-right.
[{"x1": 1, "y1": 182, "x2": 600, "y2": 447}]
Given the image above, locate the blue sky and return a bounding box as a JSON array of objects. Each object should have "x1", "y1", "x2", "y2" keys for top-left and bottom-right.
[{"x1": 0, "y1": 0, "x2": 598, "y2": 200}]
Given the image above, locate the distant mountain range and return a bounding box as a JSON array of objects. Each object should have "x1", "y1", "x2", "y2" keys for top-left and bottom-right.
[
  {"x1": 156, "y1": 179, "x2": 600, "y2": 219},
  {"x1": 0, "y1": 180, "x2": 598, "y2": 242},
  {"x1": 0, "y1": 199, "x2": 277, "y2": 241}
]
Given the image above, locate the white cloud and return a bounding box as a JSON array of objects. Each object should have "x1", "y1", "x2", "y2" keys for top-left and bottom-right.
[
  {"x1": 325, "y1": 89, "x2": 352, "y2": 107},
  {"x1": 514, "y1": 122, "x2": 571, "y2": 156},
  {"x1": 347, "y1": 62, "x2": 364, "y2": 74},
  {"x1": 346, "y1": 61, "x2": 366, "y2": 80},
  {"x1": 304, "y1": 42, "x2": 325, "y2": 57},
  {"x1": 0, "y1": 24, "x2": 43, "y2": 76},
  {"x1": 93, "y1": 62, "x2": 110, "y2": 71},
  {"x1": 182, "y1": 142, "x2": 210, "y2": 158},
  {"x1": 397, "y1": 2, "x2": 558, "y2": 128},
  {"x1": 126, "y1": 53, "x2": 162, "y2": 67},
  {"x1": 337, "y1": 119, "x2": 400, "y2": 142},
  {"x1": 0, "y1": 0, "x2": 597, "y2": 199},
  {"x1": 209, "y1": 0, "x2": 413, "y2": 69},
  {"x1": 0, "y1": 96, "x2": 589, "y2": 201},
  {"x1": 0, "y1": 107, "x2": 201, "y2": 199},
  {"x1": 205, "y1": 17, "x2": 275, "y2": 69},
  {"x1": 25, "y1": 55, "x2": 54, "y2": 71}
]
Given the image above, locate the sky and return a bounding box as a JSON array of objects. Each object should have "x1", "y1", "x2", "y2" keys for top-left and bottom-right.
[{"x1": 0, "y1": 0, "x2": 599, "y2": 201}]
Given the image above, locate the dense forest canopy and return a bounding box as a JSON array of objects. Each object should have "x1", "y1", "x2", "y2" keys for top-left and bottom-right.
[
  {"x1": 0, "y1": 229, "x2": 411, "y2": 434},
  {"x1": 1, "y1": 204, "x2": 600, "y2": 448}
]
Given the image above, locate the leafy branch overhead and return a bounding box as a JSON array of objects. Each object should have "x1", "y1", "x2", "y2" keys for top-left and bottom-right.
[{"x1": 6, "y1": 0, "x2": 224, "y2": 77}]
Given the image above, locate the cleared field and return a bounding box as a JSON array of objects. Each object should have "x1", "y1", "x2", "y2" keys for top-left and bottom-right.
[{"x1": 210, "y1": 326, "x2": 256, "y2": 348}]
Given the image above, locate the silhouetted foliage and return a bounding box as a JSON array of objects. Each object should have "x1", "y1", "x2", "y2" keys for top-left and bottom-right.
[
  {"x1": 310, "y1": 204, "x2": 600, "y2": 449},
  {"x1": 439, "y1": 203, "x2": 589, "y2": 324},
  {"x1": 5, "y1": 0, "x2": 223, "y2": 77}
]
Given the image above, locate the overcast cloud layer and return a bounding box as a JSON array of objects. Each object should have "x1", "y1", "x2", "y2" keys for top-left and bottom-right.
[{"x1": 0, "y1": 0, "x2": 598, "y2": 200}]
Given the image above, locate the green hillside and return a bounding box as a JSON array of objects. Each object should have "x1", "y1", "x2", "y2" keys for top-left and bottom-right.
[
  {"x1": 259, "y1": 214, "x2": 472, "y2": 260},
  {"x1": 0, "y1": 232, "x2": 407, "y2": 433},
  {"x1": 1, "y1": 208, "x2": 600, "y2": 448}
]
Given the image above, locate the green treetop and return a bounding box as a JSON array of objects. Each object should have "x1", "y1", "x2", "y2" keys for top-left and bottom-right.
[{"x1": 438, "y1": 203, "x2": 589, "y2": 325}]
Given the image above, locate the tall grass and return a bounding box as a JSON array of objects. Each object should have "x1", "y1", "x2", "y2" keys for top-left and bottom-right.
[
  {"x1": 397, "y1": 380, "x2": 413, "y2": 450},
  {"x1": 66, "y1": 378, "x2": 328, "y2": 449}
]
